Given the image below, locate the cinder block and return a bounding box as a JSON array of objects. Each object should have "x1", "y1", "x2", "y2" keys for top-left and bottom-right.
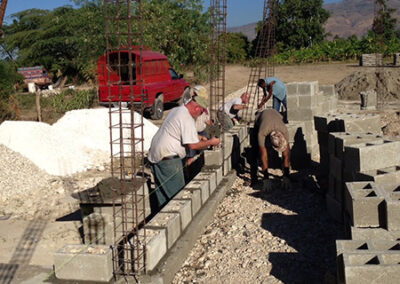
[
  {"x1": 137, "y1": 228, "x2": 167, "y2": 272},
  {"x1": 326, "y1": 194, "x2": 343, "y2": 223},
  {"x1": 288, "y1": 108, "x2": 315, "y2": 121},
  {"x1": 330, "y1": 154, "x2": 343, "y2": 180},
  {"x1": 174, "y1": 189, "x2": 201, "y2": 217},
  {"x1": 344, "y1": 182, "x2": 385, "y2": 228},
  {"x1": 318, "y1": 131, "x2": 330, "y2": 147},
  {"x1": 203, "y1": 166, "x2": 223, "y2": 190},
  {"x1": 194, "y1": 171, "x2": 217, "y2": 195},
  {"x1": 223, "y1": 133, "x2": 234, "y2": 157},
  {"x1": 83, "y1": 213, "x2": 121, "y2": 245},
  {"x1": 314, "y1": 113, "x2": 382, "y2": 134},
  {"x1": 340, "y1": 252, "x2": 400, "y2": 284},
  {"x1": 351, "y1": 165, "x2": 400, "y2": 184},
  {"x1": 344, "y1": 140, "x2": 400, "y2": 172},
  {"x1": 286, "y1": 122, "x2": 305, "y2": 143},
  {"x1": 287, "y1": 95, "x2": 298, "y2": 109},
  {"x1": 298, "y1": 95, "x2": 317, "y2": 108},
  {"x1": 320, "y1": 85, "x2": 336, "y2": 97},
  {"x1": 379, "y1": 183, "x2": 400, "y2": 231},
  {"x1": 286, "y1": 83, "x2": 298, "y2": 96},
  {"x1": 146, "y1": 212, "x2": 181, "y2": 249},
  {"x1": 297, "y1": 81, "x2": 319, "y2": 96},
  {"x1": 204, "y1": 148, "x2": 223, "y2": 166},
  {"x1": 333, "y1": 132, "x2": 383, "y2": 160},
  {"x1": 54, "y1": 245, "x2": 113, "y2": 282},
  {"x1": 351, "y1": 227, "x2": 400, "y2": 240},
  {"x1": 185, "y1": 179, "x2": 209, "y2": 205},
  {"x1": 223, "y1": 155, "x2": 232, "y2": 176},
  {"x1": 161, "y1": 199, "x2": 192, "y2": 231}
]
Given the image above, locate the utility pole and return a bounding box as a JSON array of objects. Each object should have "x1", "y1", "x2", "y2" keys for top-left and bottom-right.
[{"x1": 0, "y1": 0, "x2": 8, "y2": 37}]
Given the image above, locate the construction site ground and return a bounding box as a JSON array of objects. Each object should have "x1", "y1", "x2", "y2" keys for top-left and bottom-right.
[{"x1": 1, "y1": 62, "x2": 400, "y2": 283}]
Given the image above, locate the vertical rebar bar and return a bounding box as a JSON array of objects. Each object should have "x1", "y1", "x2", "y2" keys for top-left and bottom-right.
[
  {"x1": 209, "y1": 0, "x2": 227, "y2": 168},
  {"x1": 104, "y1": 0, "x2": 146, "y2": 278},
  {"x1": 243, "y1": 0, "x2": 278, "y2": 122},
  {"x1": 374, "y1": 0, "x2": 385, "y2": 109}
]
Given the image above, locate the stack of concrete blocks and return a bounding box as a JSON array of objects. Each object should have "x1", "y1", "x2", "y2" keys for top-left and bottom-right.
[
  {"x1": 336, "y1": 239, "x2": 400, "y2": 284},
  {"x1": 287, "y1": 81, "x2": 338, "y2": 161},
  {"x1": 314, "y1": 113, "x2": 382, "y2": 177},
  {"x1": 360, "y1": 90, "x2": 377, "y2": 110},
  {"x1": 360, "y1": 53, "x2": 383, "y2": 66},
  {"x1": 135, "y1": 123, "x2": 248, "y2": 273},
  {"x1": 394, "y1": 53, "x2": 400, "y2": 66},
  {"x1": 54, "y1": 177, "x2": 151, "y2": 282}
]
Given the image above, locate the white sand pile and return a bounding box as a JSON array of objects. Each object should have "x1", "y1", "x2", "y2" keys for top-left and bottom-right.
[{"x1": 0, "y1": 108, "x2": 158, "y2": 176}]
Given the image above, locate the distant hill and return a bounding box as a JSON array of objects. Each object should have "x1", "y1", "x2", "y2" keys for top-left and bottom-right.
[{"x1": 227, "y1": 0, "x2": 400, "y2": 40}]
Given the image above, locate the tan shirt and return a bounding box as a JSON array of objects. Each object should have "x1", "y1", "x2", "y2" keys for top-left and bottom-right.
[{"x1": 256, "y1": 109, "x2": 289, "y2": 147}]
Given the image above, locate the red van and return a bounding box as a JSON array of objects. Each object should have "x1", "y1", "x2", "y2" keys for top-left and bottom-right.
[{"x1": 97, "y1": 47, "x2": 190, "y2": 119}]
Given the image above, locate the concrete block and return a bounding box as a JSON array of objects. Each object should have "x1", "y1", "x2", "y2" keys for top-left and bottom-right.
[
  {"x1": 287, "y1": 95, "x2": 298, "y2": 109},
  {"x1": 379, "y1": 183, "x2": 400, "y2": 231},
  {"x1": 298, "y1": 95, "x2": 317, "y2": 108},
  {"x1": 326, "y1": 194, "x2": 343, "y2": 223},
  {"x1": 137, "y1": 228, "x2": 167, "y2": 272},
  {"x1": 332, "y1": 132, "x2": 383, "y2": 160},
  {"x1": 288, "y1": 108, "x2": 315, "y2": 121},
  {"x1": 337, "y1": 239, "x2": 400, "y2": 254},
  {"x1": 161, "y1": 199, "x2": 192, "y2": 231},
  {"x1": 286, "y1": 122, "x2": 305, "y2": 143},
  {"x1": 340, "y1": 252, "x2": 400, "y2": 284},
  {"x1": 223, "y1": 133, "x2": 234, "y2": 157},
  {"x1": 54, "y1": 245, "x2": 113, "y2": 282},
  {"x1": 351, "y1": 165, "x2": 400, "y2": 184},
  {"x1": 203, "y1": 166, "x2": 223, "y2": 190},
  {"x1": 83, "y1": 213, "x2": 121, "y2": 245},
  {"x1": 344, "y1": 182, "x2": 385, "y2": 228},
  {"x1": 344, "y1": 140, "x2": 400, "y2": 172},
  {"x1": 317, "y1": 131, "x2": 329, "y2": 147},
  {"x1": 314, "y1": 113, "x2": 382, "y2": 134},
  {"x1": 194, "y1": 171, "x2": 217, "y2": 195},
  {"x1": 223, "y1": 155, "x2": 232, "y2": 176},
  {"x1": 320, "y1": 85, "x2": 336, "y2": 97},
  {"x1": 286, "y1": 83, "x2": 298, "y2": 96},
  {"x1": 351, "y1": 227, "x2": 400, "y2": 240},
  {"x1": 147, "y1": 212, "x2": 181, "y2": 249},
  {"x1": 360, "y1": 90, "x2": 377, "y2": 110},
  {"x1": 297, "y1": 81, "x2": 319, "y2": 96},
  {"x1": 174, "y1": 189, "x2": 201, "y2": 217},
  {"x1": 204, "y1": 148, "x2": 223, "y2": 167},
  {"x1": 330, "y1": 154, "x2": 343, "y2": 180},
  {"x1": 185, "y1": 179, "x2": 209, "y2": 205}
]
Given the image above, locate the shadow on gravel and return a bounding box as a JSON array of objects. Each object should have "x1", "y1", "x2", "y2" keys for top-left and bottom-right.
[{"x1": 251, "y1": 185, "x2": 344, "y2": 283}]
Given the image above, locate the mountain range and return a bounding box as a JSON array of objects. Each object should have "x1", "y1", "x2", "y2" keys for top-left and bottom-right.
[{"x1": 227, "y1": 0, "x2": 400, "y2": 40}]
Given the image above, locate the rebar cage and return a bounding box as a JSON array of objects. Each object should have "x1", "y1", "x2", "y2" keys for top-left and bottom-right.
[
  {"x1": 244, "y1": 0, "x2": 278, "y2": 122},
  {"x1": 104, "y1": 0, "x2": 147, "y2": 278},
  {"x1": 209, "y1": 0, "x2": 227, "y2": 167},
  {"x1": 374, "y1": 0, "x2": 387, "y2": 109}
]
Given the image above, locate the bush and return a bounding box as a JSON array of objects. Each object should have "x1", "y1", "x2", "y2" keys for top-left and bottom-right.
[
  {"x1": 52, "y1": 89, "x2": 98, "y2": 113},
  {"x1": 0, "y1": 61, "x2": 24, "y2": 100}
]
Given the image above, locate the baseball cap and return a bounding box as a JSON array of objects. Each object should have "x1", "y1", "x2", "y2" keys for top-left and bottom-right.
[{"x1": 270, "y1": 131, "x2": 288, "y2": 152}]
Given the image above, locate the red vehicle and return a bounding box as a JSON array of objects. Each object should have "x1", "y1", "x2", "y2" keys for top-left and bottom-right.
[{"x1": 97, "y1": 47, "x2": 190, "y2": 120}]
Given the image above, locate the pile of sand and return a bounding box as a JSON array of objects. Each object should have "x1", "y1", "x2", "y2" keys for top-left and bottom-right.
[{"x1": 336, "y1": 69, "x2": 400, "y2": 100}]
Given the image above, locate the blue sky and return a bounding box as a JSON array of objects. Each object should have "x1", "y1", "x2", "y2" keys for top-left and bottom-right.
[{"x1": 4, "y1": 0, "x2": 341, "y2": 27}]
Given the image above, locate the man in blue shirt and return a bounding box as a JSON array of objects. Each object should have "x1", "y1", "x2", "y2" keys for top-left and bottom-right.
[{"x1": 257, "y1": 77, "x2": 288, "y2": 123}]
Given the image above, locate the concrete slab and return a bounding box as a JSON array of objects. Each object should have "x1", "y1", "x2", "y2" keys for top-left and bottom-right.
[{"x1": 54, "y1": 244, "x2": 113, "y2": 282}]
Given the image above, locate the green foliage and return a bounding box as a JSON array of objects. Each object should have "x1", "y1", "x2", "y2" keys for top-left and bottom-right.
[
  {"x1": 276, "y1": 0, "x2": 330, "y2": 49},
  {"x1": 52, "y1": 89, "x2": 97, "y2": 113},
  {"x1": 0, "y1": 61, "x2": 24, "y2": 100},
  {"x1": 226, "y1": 32, "x2": 249, "y2": 63}
]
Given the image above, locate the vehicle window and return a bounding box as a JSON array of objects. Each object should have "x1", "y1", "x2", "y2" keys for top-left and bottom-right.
[
  {"x1": 108, "y1": 52, "x2": 136, "y2": 85},
  {"x1": 169, "y1": 68, "x2": 179, "y2": 80}
]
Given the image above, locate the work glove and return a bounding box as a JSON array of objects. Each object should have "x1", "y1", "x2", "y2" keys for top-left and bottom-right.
[{"x1": 262, "y1": 169, "x2": 273, "y2": 192}]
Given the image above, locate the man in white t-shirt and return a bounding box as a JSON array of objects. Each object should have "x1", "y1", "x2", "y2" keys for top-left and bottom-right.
[
  {"x1": 148, "y1": 99, "x2": 220, "y2": 209},
  {"x1": 217, "y1": 93, "x2": 250, "y2": 131}
]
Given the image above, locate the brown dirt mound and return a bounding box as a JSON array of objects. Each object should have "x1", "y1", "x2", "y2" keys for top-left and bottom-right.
[{"x1": 335, "y1": 69, "x2": 400, "y2": 100}]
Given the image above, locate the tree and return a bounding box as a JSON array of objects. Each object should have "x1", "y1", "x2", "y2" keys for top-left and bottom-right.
[
  {"x1": 372, "y1": 0, "x2": 397, "y2": 43},
  {"x1": 225, "y1": 32, "x2": 249, "y2": 63},
  {"x1": 276, "y1": 0, "x2": 330, "y2": 49}
]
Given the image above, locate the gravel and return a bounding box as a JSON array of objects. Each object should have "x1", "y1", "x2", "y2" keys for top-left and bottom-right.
[{"x1": 173, "y1": 171, "x2": 342, "y2": 284}]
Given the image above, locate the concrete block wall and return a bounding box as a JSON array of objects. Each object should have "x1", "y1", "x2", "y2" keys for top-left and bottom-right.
[
  {"x1": 336, "y1": 240, "x2": 400, "y2": 284},
  {"x1": 134, "y1": 124, "x2": 249, "y2": 273},
  {"x1": 360, "y1": 53, "x2": 383, "y2": 66},
  {"x1": 286, "y1": 81, "x2": 338, "y2": 159}
]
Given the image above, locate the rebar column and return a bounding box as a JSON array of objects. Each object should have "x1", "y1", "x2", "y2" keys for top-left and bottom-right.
[
  {"x1": 243, "y1": 0, "x2": 278, "y2": 122},
  {"x1": 374, "y1": 0, "x2": 386, "y2": 109},
  {"x1": 209, "y1": 0, "x2": 227, "y2": 167},
  {"x1": 104, "y1": 0, "x2": 146, "y2": 278}
]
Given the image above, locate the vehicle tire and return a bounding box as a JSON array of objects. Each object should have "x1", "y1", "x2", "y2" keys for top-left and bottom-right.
[
  {"x1": 178, "y1": 87, "x2": 191, "y2": 106},
  {"x1": 151, "y1": 95, "x2": 164, "y2": 120}
]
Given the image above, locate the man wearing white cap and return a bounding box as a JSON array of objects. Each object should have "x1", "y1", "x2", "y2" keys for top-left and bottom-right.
[
  {"x1": 250, "y1": 108, "x2": 291, "y2": 191},
  {"x1": 148, "y1": 97, "x2": 220, "y2": 208}
]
